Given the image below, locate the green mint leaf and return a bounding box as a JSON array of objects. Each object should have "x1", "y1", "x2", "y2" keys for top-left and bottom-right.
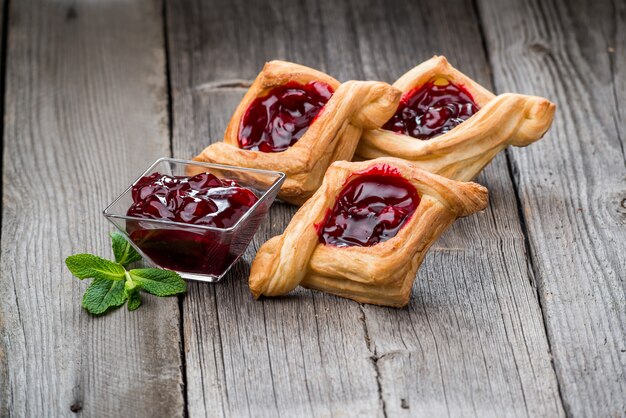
[
  {"x1": 126, "y1": 289, "x2": 142, "y2": 311},
  {"x1": 110, "y1": 232, "x2": 142, "y2": 267},
  {"x1": 129, "y1": 268, "x2": 187, "y2": 297},
  {"x1": 66, "y1": 254, "x2": 126, "y2": 281},
  {"x1": 82, "y1": 278, "x2": 127, "y2": 315}
]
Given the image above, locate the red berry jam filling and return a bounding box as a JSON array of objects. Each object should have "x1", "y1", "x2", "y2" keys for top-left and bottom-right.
[
  {"x1": 126, "y1": 172, "x2": 260, "y2": 275},
  {"x1": 318, "y1": 164, "x2": 420, "y2": 247},
  {"x1": 383, "y1": 78, "x2": 479, "y2": 139},
  {"x1": 238, "y1": 81, "x2": 334, "y2": 152}
]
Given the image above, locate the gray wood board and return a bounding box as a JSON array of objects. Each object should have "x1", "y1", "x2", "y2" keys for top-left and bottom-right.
[
  {"x1": 167, "y1": 0, "x2": 564, "y2": 416},
  {"x1": 0, "y1": 1, "x2": 184, "y2": 417},
  {"x1": 477, "y1": 0, "x2": 626, "y2": 416},
  {"x1": 171, "y1": 76, "x2": 384, "y2": 418},
  {"x1": 348, "y1": 0, "x2": 564, "y2": 416}
]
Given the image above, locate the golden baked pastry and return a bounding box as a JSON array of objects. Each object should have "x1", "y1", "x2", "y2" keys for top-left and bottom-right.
[
  {"x1": 193, "y1": 60, "x2": 401, "y2": 205},
  {"x1": 249, "y1": 157, "x2": 488, "y2": 307},
  {"x1": 356, "y1": 56, "x2": 556, "y2": 181}
]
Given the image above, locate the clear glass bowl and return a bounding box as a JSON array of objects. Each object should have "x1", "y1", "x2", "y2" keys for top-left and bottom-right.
[{"x1": 103, "y1": 158, "x2": 285, "y2": 282}]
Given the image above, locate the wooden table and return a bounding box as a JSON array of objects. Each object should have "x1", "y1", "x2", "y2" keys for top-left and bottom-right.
[{"x1": 1, "y1": 0, "x2": 624, "y2": 416}]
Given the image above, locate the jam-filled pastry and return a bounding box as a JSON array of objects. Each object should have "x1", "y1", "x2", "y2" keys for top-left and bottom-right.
[
  {"x1": 356, "y1": 56, "x2": 556, "y2": 181},
  {"x1": 193, "y1": 60, "x2": 401, "y2": 205},
  {"x1": 249, "y1": 157, "x2": 488, "y2": 307}
]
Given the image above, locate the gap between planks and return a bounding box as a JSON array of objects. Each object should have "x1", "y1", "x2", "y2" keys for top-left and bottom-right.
[
  {"x1": 471, "y1": 0, "x2": 568, "y2": 412},
  {"x1": 161, "y1": 0, "x2": 190, "y2": 416}
]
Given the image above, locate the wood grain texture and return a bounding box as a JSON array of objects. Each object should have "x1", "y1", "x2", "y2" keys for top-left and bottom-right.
[
  {"x1": 0, "y1": 1, "x2": 184, "y2": 417},
  {"x1": 347, "y1": 1, "x2": 564, "y2": 416},
  {"x1": 172, "y1": 91, "x2": 383, "y2": 417},
  {"x1": 167, "y1": 1, "x2": 387, "y2": 414},
  {"x1": 477, "y1": 0, "x2": 626, "y2": 416},
  {"x1": 167, "y1": 0, "x2": 565, "y2": 416}
]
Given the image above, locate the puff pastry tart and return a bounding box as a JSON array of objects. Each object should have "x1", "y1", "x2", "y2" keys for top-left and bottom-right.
[
  {"x1": 356, "y1": 56, "x2": 556, "y2": 181},
  {"x1": 249, "y1": 157, "x2": 488, "y2": 307},
  {"x1": 193, "y1": 60, "x2": 401, "y2": 205}
]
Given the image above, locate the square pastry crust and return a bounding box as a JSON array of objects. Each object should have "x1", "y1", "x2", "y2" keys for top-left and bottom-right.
[
  {"x1": 356, "y1": 56, "x2": 556, "y2": 182},
  {"x1": 249, "y1": 157, "x2": 488, "y2": 307},
  {"x1": 193, "y1": 60, "x2": 401, "y2": 205}
]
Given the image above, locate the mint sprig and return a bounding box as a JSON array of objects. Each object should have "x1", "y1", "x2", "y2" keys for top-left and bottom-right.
[{"x1": 65, "y1": 232, "x2": 187, "y2": 315}]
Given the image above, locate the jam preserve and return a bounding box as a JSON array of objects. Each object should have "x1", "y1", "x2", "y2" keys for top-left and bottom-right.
[
  {"x1": 238, "y1": 81, "x2": 334, "y2": 152},
  {"x1": 318, "y1": 164, "x2": 420, "y2": 247},
  {"x1": 126, "y1": 172, "x2": 260, "y2": 275},
  {"x1": 383, "y1": 78, "x2": 479, "y2": 139}
]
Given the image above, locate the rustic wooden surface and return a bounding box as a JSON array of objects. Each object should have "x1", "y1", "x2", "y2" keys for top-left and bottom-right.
[
  {"x1": 166, "y1": 0, "x2": 565, "y2": 417},
  {"x1": 478, "y1": 0, "x2": 626, "y2": 416},
  {"x1": 0, "y1": 0, "x2": 624, "y2": 417},
  {"x1": 0, "y1": 1, "x2": 184, "y2": 417}
]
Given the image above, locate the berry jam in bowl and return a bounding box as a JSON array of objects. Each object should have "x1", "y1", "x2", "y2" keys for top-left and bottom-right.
[{"x1": 103, "y1": 158, "x2": 285, "y2": 282}]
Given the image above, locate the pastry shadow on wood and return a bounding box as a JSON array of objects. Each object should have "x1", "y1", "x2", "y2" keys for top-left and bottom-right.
[
  {"x1": 193, "y1": 60, "x2": 402, "y2": 205},
  {"x1": 249, "y1": 158, "x2": 488, "y2": 308},
  {"x1": 356, "y1": 56, "x2": 556, "y2": 182}
]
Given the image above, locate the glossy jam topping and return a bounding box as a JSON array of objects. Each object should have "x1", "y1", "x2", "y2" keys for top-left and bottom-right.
[
  {"x1": 127, "y1": 172, "x2": 258, "y2": 228},
  {"x1": 318, "y1": 164, "x2": 420, "y2": 247},
  {"x1": 238, "y1": 81, "x2": 334, "y2": 152},
  {"x1": 125, "y1": 172, "x2": 261, "y2": 275},
  {"x1": 383, "y1": 78, "x2": 479, "y2": 139}
]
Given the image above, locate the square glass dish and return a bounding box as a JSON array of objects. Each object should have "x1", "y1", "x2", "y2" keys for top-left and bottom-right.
[{"x1": 103, "y1": 158, "x2": 285, "y2": 282}]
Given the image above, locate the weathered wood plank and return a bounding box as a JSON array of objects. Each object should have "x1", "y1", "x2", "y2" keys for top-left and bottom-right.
[
  {"x1": 0, "y1": 1, "x2": 9, "y2": 414},
  {"x1": 347, "y1": 1, "x2": 564, "y2": 416},
  {"x1": 168, "y1": 0, "x2": 564, "y2": 416},
  {"x1": 477, "y1": 0, "x2": 626, "y2": 416},
  {"x1": 0, "y1": 1, "x2": 184, "y2": 416},
  {"x1": 167, "y1": 1, "x2": 385, "y2": 415},
  {"x1": 171, "y1": 92, "x2": 382, "y2": 417}
]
